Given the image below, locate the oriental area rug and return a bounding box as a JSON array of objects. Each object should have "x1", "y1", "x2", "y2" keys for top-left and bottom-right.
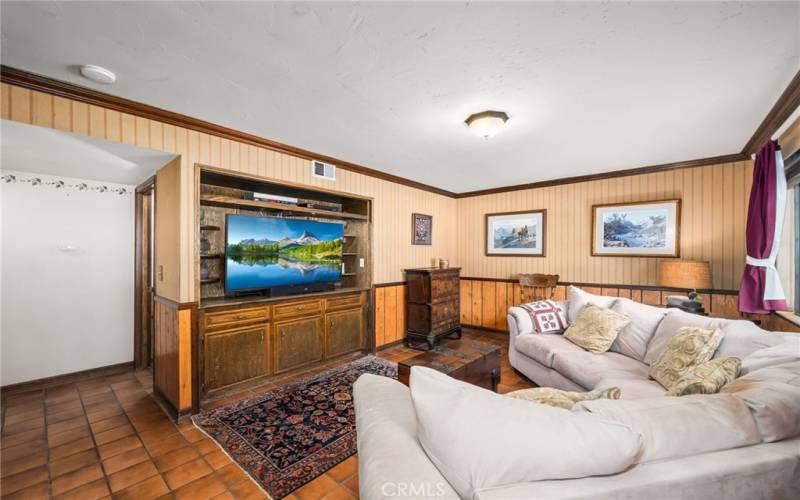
[{"x1": 192, "y1": 356, "x2": 397, "y2": 499}]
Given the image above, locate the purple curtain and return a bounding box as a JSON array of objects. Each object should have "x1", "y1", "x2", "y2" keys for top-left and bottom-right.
[{"x1": 739, "y1": 140, "x2": 788, "y2": 314}]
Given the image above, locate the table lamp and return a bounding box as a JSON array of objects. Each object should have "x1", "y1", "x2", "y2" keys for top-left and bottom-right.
[{"x1": 657, "y1": 260, "x2": 712, "y2": 315}]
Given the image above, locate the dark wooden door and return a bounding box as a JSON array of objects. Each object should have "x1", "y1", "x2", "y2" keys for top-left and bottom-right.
[
  {"x1": 274, "y1": 317, "x2": 324, "y2": 373},
  {"x1": 204, "y1": 325, "x2": 269, "y2": 393},
  {"x1": 325, "y1": 309, "x2": 363, "y2": 357}
]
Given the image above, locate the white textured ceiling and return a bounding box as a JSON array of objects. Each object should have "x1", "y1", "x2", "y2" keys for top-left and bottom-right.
[
  {"x1": 1, "y1": 120, "x2": 176, "y2": 184},
  {"x1": 1, "y1": 1, "x2": 798, "y2": 193}
]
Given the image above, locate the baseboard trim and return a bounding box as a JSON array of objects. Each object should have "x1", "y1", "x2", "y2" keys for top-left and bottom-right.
[
  {"x1": 462, "y1": 325, "x2": 510, "y2": 335},
  {"x1": 152, "y1": 386, "x2": 194, "y2": 422},
  {"x1": 1, "y1": 361, "x2": 135, "y2": 396},
  {"x1": 376, "y1": 339, "x2": 406, "y2": 351}
]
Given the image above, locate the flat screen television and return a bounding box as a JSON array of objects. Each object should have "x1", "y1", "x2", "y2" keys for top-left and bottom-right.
[{"x1": 225, "y1": 214, "x2": 344, "y2": 294}]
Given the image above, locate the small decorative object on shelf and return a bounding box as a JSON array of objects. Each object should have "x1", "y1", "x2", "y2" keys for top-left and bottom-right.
[
  {"x1": 200, "y1": 261, "x2": 210, "y2": 280},
  {"x1": 439, "y1": 258, "x2": 449, "y2": 268},
  {"x1": 200, "y1": 236, "x2": 211, "y2": 254}
]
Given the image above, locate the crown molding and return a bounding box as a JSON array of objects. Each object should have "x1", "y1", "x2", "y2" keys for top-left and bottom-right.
[
  {"x1": 2, "y1": 65, "x2": 791, "y2": 199},
  {"x1": 742, "y1": 69, "x2": 800, "y2": 155}
]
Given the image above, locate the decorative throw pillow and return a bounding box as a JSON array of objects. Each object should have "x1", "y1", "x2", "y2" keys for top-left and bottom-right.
[
  {"x1": 667, "y1": 357, "x2": 741, "y2": 396},
  {"x1": 519, "y1": 300, "x2": 568, "y2": 334},
  {"x1": 564, "y1": 303, "x2": 631, "y2": 353},
  {"x1": 507, "y1": 387, "x2": 621, "y2": 410},
  {"x1": 648, "y1": 326, "x2": 724, "y2": 391}
]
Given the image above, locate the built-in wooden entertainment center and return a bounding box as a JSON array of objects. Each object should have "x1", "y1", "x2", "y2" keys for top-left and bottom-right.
[{"x1": 194, "y1": 166, "x2": 372, "y2": 399}]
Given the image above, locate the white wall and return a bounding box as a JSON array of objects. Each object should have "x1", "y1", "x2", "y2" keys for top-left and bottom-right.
[{"x1": 1, "y1": 170, "x2": 135, "y2": 385}]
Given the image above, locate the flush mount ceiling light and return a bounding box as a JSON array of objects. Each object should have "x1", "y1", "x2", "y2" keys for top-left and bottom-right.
[
  {"x1": 79, "y1": 65, "x2": 116, "y2": 84},
  {"x1": 465, "y1": 110, "x2": 509, "y2": 139}
]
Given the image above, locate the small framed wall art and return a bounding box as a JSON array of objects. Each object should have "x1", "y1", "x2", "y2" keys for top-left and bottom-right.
[
  {"x1": 485, "y1": 210, "x2": 547, "y2": 256},
  {"x1": 591, "y1": 199, "x2": 681, "y2": 257},
  {"x1": 412, "y1": 213, "x2": 433, "y2": 245}
]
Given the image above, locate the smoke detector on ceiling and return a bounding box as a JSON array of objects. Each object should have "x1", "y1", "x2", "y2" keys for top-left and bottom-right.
[
  {"x1": 311, "y1": 160, "x2": 336, "y2": 181},
  {"x1": 79, "y1": 65, "x2": 116, "y2": 84}
]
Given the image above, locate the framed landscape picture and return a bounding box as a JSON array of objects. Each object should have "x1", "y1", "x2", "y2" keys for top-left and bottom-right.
[
  {"x1": 485, "y1": 210, "x2": 546, "y2": 256},
  {"x1": 592, "y1": 199, "x2": 681, "y2": 257},
  {"x1": 412, "y1": 213, "x2": 432, "y2": 245}
]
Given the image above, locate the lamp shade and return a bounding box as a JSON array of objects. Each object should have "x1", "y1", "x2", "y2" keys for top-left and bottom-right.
[{"x1": 658, "y1": 260, "x2": 712, "y2": 290}]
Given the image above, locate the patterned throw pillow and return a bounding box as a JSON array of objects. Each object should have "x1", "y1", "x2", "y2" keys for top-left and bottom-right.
[
  {"x1": 563, "y1": 303, "x2": 631, "y2": 353},
  {"x1": 649, "y1": 326, "x2": 724, "y2": 391},
  {"x1": 506, "y1": 387, "x2": 621, "y2": 410},
  {"x1": 667, "y1": 357, "x2": 741, "y2": 396},
  {"x1": 519, "y1": 300, "x2": 567, "y2": 334}
]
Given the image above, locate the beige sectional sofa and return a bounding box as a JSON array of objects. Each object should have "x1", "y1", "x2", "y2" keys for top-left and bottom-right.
[{"x1": 354, "y1": 287, "x2": 800, "y2": 499}]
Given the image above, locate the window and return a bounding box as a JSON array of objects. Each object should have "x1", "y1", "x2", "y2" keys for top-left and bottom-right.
[{"x1": 779, "y1": 149, "x2": 800, "y2": 313}]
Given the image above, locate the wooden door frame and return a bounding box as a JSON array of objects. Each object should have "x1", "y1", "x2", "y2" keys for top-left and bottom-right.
[{"x1": 134, "y1": 176, "x2": 156, "y2": 369}]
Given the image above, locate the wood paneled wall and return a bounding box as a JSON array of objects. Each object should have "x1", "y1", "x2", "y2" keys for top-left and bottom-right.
[
  {"x1": 153, "y1": 299, "x2": 180, "y2": 409},
  {"x1": 374, "y1": 284, "x2": 407, "y2": 348},
  {"x1": 460, "y1": 278, "x2": 739, "y2": 332},
  {"x1": 0, "y1": 83, "x2": 458, "y2": 302},
  {"x1": 455, "y1": 161, "x2": 754, "y2": 290}
]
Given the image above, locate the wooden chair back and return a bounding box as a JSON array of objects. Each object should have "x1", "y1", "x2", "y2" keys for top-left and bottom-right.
[{"x1": 518, "y1": 273, "x2": 560, "y2": 303}]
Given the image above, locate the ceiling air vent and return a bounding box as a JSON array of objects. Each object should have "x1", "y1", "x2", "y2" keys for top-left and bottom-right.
[{"x1": 311, "y1": 160, "x2": 336, "y2": 181}]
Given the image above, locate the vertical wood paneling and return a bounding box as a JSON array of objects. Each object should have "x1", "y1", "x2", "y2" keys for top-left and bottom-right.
[
  {"x1": 154, "y1": 300, "x2": 179, "y2": 409},
  {"x1": 456, "y1": 162, "x2": 752, "y2": 290},
  {"x1": 375, "y1": 284, "x2": 407, "y2": 348},
  {"x1": 459, "y1": 278, "x2": 751, "y2": 333}
]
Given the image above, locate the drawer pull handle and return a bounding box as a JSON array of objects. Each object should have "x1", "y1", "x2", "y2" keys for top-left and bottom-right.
[{"x1": 234, "y1": 315, "x2": 248, "y2": 320}]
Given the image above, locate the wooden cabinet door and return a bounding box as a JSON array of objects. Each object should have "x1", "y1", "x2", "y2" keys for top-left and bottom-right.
[
  {"x1": 274, "y1": 317, "x2": 324, "y2": 373},
  {"x1": 204, "y1": 325, "x2": 269, "y2": 393},
  {"x1": 326, "y1": 309, "x2": 364, "y2": 357}
]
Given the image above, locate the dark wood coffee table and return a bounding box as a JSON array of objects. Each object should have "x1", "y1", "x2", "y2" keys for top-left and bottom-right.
[{"x1": 397, "y1": 339, "x2": 501, "y2": 392}]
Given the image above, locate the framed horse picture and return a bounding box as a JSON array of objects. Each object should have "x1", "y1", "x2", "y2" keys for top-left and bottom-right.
[{"x1": 485, "y1": 210, "x2": 547, "y2": 257}]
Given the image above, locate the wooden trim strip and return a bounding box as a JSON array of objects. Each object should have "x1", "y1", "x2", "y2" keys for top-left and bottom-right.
[
  {"x1": 1, "y1": 361, "x2": 134, "y2": 395},
  {"x1": 153, "y1": 295, "x2": 198, "y2": 310},
  {"x1": 374, "y1": 281, "x2": 407, "y2": 288},
  {"x1": 0, "y1": 65, "x2": 457, "y2": 198},
  {"x1": 455, "y1": 154, "x2": 749, "y2": 198},
  {"x1": 742, "y1": 69, "x2": 800, "y2": 155},
  {"x1": 460, "y1": 276, "x2": 739, "y2": 295}
]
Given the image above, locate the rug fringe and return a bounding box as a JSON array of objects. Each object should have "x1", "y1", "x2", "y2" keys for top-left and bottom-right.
[{"x1": 191, "y1": 417, "x2": 275, "y2": 500}]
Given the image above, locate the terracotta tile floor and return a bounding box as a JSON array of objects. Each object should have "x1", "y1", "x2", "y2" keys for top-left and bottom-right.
[{"x1": 0, "y1": 328, "x2": 533, "y2": 499}]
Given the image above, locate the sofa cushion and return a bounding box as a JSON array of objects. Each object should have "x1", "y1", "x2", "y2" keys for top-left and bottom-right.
[
  {"x1": 564, "y1": 303, "x2": 631, "y2": 353},
  {"x1": 409, "y1": 366, "x2": 643, "y2": 499},
  {"x1": 508, "y1": 301, "x2": 568, "y2": 336},
  {"x1": 644, "y1": 310, "x2": 729, "y2": 365},
  {"x1": 610, "y1": 298, "x2": 668, "y2": 361},
  {"x1": 515, "y1": 333, "x2": 586, "y2": 368},
  {"x1": 506, "y1": 387, "x2": 621, "y2": 410},
  {"x1": 739, "y1": 337, "x2": 800, "y2": 375},
  {"x1": 552, "y1": 348, "x2": 649, "y2": 389},
  {"x1": 667, "y1": 357, "x2": 741, "y2": 396},
  {"x1": 518, "y1": 300, "x2": 568, "y2": 333},
  {"x1": 353, "y1": 374, "x2": 461, "y2": 500},
  {"x1": 594, "y1": 376, "x2": 666, "y2": 399},
  {"x1": 567, "y1": 286, "x2": 618, "y2": 323},
  {"x1": 575, "y1": 394, "x2": 761, "y2": 463},
  {"x1": 648, "y1": 327, "x2": 724, "y2": 390},
  {"x1": 714, "y1": 320, "x2": 786, "y2": 360},
  {"x1": 721, "y1": 361, "x2": 800, "y2": 442}
]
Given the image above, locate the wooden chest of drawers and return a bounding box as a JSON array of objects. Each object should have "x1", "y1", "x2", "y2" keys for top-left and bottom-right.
[{"x1": 405, "y1": 267, "x2": 461, "y2": 349}]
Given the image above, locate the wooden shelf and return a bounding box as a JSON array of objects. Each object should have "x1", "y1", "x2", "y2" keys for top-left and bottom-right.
[
  {"x1": 200, "y1": 225, "x2": 221, "y2": 231},
  {"x1": 342, "y1": 253, "x2": 358, "y2": 256},
  {"x1": 341, "y1": 272, "x2": 357, "y2": 277},
  {"x1": 201, "y1": 277, "x2": 221, "y2": 285},
  {"x1": 200, "y1": 194, "x2": 368, "y2": 221},
  {"x1": 200, "y1": 253, "x2": 223, "y2": 259}
]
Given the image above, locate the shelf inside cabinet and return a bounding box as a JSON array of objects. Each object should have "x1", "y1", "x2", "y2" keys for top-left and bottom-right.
[
  {"x1": 200, "y1": 253, "x2": 223, "y2": 259},
  {"x1": 200, "y1": 277, "x2": 221, "y2": 285},
  {"x1": 200, "y1": 194, "x2": 368, "y2": 221}
]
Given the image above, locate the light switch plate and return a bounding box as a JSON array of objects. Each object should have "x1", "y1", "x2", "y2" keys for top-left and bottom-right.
[{"x1": 359, "y1": 258, "x2": 365, "y2": 268}]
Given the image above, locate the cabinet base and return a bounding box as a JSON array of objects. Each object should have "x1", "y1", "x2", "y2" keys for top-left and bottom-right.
[{"x1": 405, "y1": 327, "x2": 462, "y2": 351}]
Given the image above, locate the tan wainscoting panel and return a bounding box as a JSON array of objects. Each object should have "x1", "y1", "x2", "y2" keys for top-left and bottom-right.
[
  {"x1": 374, "y1": 284, "x2": 407, "y2": 348},
  {"x1": 1, "y1": 83, "x2": 459, "y2": 303},
  {"x1": 456, "y1": 161, "x2": 754, "y2": 291}
]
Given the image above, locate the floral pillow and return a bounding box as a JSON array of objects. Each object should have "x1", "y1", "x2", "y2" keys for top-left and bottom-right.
[
  {"x1": 563, "y1": 303, "x2": 631, "y2": 353},
  {"x1": 519, "y1": 300, "x2": 567, "y2": 334},
  {"x1": 667, "y1": 357, "x2": 741, "y2": 396},
  {"x1": 506, "y1": 387, "x2": 621, "y2": 410},
  {"x1": 649, "y1": 326, "x2": 724, "y2": 391}
]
